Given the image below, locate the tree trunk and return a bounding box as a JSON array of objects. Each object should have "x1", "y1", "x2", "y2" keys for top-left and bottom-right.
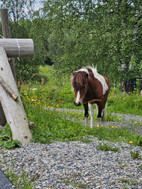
[
  {"x1": 0, "y1": 47, "x2": 32, "y2": 144},
  {"x1": 0, "y1": 9, "x2": 11, "y2": 38}
]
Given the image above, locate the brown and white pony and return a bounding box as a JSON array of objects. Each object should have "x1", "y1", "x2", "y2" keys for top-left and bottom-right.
[{"x1": 71, "y1": 66, "x2": 110, "y2": 128}]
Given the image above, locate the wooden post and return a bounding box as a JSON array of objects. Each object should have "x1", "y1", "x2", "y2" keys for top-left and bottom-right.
[
  {"x1": 0, "y1": 9, "x2": 16, "y2": 78},
  {"x1": 0, "y1": 47, "x2": 32, "y2": 144},
  {"x1": 0, "y1": 9, "x2": 12, "y2": 126},
  {"x1": 0, "y1": 9, "x2": 11, "y2": 38}
]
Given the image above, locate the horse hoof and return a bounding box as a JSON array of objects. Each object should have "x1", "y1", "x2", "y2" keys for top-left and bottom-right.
[{"x1": 97, "y1": 118, "x2": 101, "y2": 122}]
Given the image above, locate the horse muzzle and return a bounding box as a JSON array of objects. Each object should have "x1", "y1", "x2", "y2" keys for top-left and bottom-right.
[{"x1": 74, "y1": 101, "x2": 81, "y2": 106}]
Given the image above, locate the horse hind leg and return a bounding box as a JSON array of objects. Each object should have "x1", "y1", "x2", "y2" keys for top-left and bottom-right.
[
  {"x1": 101, "y1": 108, "x2": 106, "y2": 121},
  {"x1": 97, "y1": 104, "x2": 106, "y2": 122}
]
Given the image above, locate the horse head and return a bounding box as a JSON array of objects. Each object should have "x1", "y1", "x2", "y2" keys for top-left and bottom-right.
[{"x1": 72, "y1": 71, "x2": 88, "y2": 106}]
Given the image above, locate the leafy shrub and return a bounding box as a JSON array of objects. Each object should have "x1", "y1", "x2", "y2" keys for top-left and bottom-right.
[{"x1": 0, "y1": 124, "x2": 22, "y2": 149}]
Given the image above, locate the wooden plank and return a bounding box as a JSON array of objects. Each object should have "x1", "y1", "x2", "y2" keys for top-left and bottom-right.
[
  {"x1": 0, "y1": 39, "x2": 34, "y2": 57},
  {"x1": 0, "y1": 47, "x2": 32, "y2": 144},
  {"x1": 0, "y1": 76, "x2": 18, "y2": 101}
]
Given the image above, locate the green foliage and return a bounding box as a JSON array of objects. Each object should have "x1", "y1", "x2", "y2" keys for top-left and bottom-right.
[
  {"x1": 0, "y1": 124, "x2": 22, "y2": 149},
  {"x1": 42, "y1": 0, "x2": 142, "y2": 81}
]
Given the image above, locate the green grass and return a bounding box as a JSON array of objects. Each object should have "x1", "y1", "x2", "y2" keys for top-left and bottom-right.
[{"x1": 23, "y1": 104, "x2": 142, "y2": 146}]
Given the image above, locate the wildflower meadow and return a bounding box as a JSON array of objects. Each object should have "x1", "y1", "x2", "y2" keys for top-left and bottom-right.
[
  {"x1": 17, "y1": 66, "x2": 142, "y2": 147},
  {"x1": 1, "y1": 66, "x2": 142, "y2": 148}
]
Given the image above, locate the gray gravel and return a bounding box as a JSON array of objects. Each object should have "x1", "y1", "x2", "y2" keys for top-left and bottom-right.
[
  {"x1": 0, "y1": 140, "x2": 142, "y2": 189},
  {"x1": 0, "y1": 110, "x2": 142, "y2": 189}
]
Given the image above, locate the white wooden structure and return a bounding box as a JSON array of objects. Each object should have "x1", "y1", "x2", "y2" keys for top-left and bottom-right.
[
  {"x1": 0, "y1": 39, "x2": 34, "y2": 145},
  {"x1": 0, "y1": 39, "x2": 34, "y2": 57}
]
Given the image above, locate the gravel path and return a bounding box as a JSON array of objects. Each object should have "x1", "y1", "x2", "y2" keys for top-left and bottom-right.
[
  {"x1": 0, "y1": 140, "x2": 142, "y2": 189},
  {"x1": 0, "y1": 110, "x2": 142, "y2": 189}
]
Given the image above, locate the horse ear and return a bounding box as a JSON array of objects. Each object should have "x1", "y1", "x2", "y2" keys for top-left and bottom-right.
[{"x1": 72, "y1": 71, "x2": 76, "y2": 76}]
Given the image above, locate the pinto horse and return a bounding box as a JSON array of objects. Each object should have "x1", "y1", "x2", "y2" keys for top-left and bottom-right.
[{"x1": 71, "y1": 66, "x2": 110, "y2": 128}]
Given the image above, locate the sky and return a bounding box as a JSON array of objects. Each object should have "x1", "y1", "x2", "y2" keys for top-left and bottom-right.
[
  {"x1": 0, "y1": 0, "x2": 44, "y2": 11},
  {"x1": 0, "y1": 0, "x2": 45, "y2": 21},
  {"x1": 33, "y1": 0, "x2": 44, "y2": 11}
]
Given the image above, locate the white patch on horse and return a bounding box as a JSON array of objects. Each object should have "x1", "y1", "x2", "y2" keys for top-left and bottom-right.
[
  {"x1": 77, "y1": 68, "x2": 89, "y2": 74},
  {"x1": 75, "y1": 91, "x2": 80, "y2": 104},
  {"x1": 89, "y1": 67, "x2": 108, "y2": 95}
]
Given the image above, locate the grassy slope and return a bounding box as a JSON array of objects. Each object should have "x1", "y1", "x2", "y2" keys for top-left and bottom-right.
[{"x1": 19, "y1": 66, "x2": 142, "y2": 146}]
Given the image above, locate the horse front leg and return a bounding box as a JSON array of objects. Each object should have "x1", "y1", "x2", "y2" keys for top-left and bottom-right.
[
  {"x1": 83, "y1": 103, "x2": 89, "y2": 126},
  {"x1": 89, "y1": 103, "x2": 94, "y2": 128}
]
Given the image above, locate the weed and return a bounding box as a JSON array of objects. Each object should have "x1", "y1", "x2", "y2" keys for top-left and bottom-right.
[
  {"x1": 118, "y1": 160, "x2": 128, "y2": 167},
  {"x1": 0, "y1": 124, "x2": 22, "y2": 149},
  {"x1": 65, "y1": 179, "x2": 89, "y2": 188},
  {"x1": 1, "y1": 154, "x2": 34, "y2": 189},
  {"x1": 130, "y1": 151, "x2": 142, "y2": 160},
  {"x1": 98, "y1": 143, "x2": 120, "y2": 152},
  {"x1": 80, "y1": 137, "x2": 93, "y2": 143},
  {"x1": 119, "y1": 178, "x2": 137, "y2": 186}
]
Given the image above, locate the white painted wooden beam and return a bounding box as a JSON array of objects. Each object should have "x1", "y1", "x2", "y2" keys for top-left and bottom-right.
[{"x1": 0, "y1": 47, "x2": 32, "y2": 144}]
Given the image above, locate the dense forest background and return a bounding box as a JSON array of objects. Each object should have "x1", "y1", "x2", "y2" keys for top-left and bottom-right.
[{"x1": 0, "y1": 0, "x2": 142, "y2": 85}]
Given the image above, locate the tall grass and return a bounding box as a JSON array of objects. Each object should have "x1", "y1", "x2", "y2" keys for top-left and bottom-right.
[{"x1": 108, "y1": 92, "x2": 142, "y2": 115}]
